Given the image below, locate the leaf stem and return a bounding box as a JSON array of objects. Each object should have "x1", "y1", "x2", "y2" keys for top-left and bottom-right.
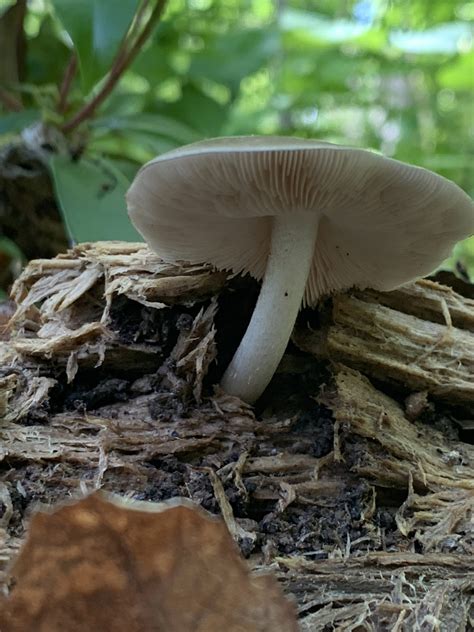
[
  {"x1": 61, "y1": 0, "x2": 167, "y2": 133},
  {"x1": 0, "y1": 87, "x2": 23, "y2": 112},
  {"x1": 57, "y1": 54, "x2": 77, "y2": 114}
]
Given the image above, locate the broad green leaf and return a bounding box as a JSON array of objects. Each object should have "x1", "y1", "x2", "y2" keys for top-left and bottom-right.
[
  {"x1": 49, "y1": 154, "x2": 141, "y2": 242},
  {"x1": 108, "y1": 158, "x2": 139, "y2": 182},
  {"x1": 26, "y1": 15, "x2": 70, "y2": 85},
  {"x1": 93, "y1": 1, "x2": 138, "y2": 70},
  {"x1": 130, "y1": 53, "x2": 173, "y2": 88},
  {"x1": 50, "y1": 1, "x2": 94, "y2": 92},
  {"x1": 0, "y1": 236, "x2": 24, "y2": 261},
  {"x1": 131, "y1": 21, "x2": 176, "y2": 82},
  {"x1": 92, "y1": 112, "x2": 201, "y2": 145},
  {"x1": 51, "y1": 0, "x2": 139, "y2": 93},
  {"x1": 90, "y1": 129, "x2": 179, "y2": 163},
  {"x1": 98, "y1": 91, "x2": 148, "y2": 118},
  {"x1": 190, "y1": 28, "x2": 279, "y2": 91},
  {"x1": 0, "y1": 109, "x2": 40, "y2": 134},
  {"x1": 154, "y1": 84, "x2": 227, "y2": 136}
]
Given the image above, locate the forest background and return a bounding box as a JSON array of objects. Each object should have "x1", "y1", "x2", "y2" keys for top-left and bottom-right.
[{"x1": 0, "y1": 0, "x2": 473, "y2": 292}]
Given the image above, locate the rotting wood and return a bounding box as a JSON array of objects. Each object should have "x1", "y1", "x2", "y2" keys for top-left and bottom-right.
[
  {"x1": 10, "y1": 241, "x2": 227, "y2": 321},
  {"x1": 276, "y1": 553, "x2": 473, "y2": 632},
  {"x1": 330, "y1": 367, "x2": 474, "y2": 490},
  {"x1": 1, "y1": 242, "x2": 473, "y2": 629},
  {"x1": 294, "y1": 280, "x2": 474, "y2": 405}
]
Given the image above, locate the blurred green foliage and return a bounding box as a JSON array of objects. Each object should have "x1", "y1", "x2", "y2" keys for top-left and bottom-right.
[{"x1": 0, "y1": 0, "x2": 473, "y2": 271}]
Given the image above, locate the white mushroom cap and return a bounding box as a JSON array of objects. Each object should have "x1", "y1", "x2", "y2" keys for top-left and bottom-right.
[
  {"x1": 127, "y1": 136, "x2": 474, "y2": 404},
  {"x1": 127, "y1": 136, "x2": 474, "y2": 305}
]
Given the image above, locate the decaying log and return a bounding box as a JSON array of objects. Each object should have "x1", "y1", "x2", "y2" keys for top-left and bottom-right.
[
  {"x1": 331, "y1": 367, "x2": 474, "y2": 491},
  {"x1": 294, "y1": 280, "x2": 474, "y2": 405},
  {"x1": 278, "y1": 553, "x2": 473, "y2": 631},
  {"x1": 0, "y1": 242, "x2": 473, "y2": 630}
]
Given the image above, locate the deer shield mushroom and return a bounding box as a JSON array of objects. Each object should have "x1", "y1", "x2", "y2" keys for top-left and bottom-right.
[{"x1": 126, "y1": 136, "x2": 474, "y2": 404}]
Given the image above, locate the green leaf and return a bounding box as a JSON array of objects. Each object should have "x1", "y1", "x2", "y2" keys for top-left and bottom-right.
[
  {"x1": 89, "y1": 111, "x2": 203, "y2": 163},
  {"x1": 131, "y1": 21, "x2": 176, "y2": 82},
  {"x1": 157, "y1": 83, "x2": 227, "y2": 136},
  {"x1": 51, "y1": 0, "x2": 139, "y2": 93},
  {"x1": 107, "y1": 158, "x2": 139, "y2": 181},
  {"x1": 26, "y1": 15, "x2": 70, "y2": 85},
  {"x1": 90, "y1": 129, "x2": 179, "y2": 163},
  {"x1": 49, "y1": 154, "x2": 141, "y2": 242},
  {"x1": 0, "y1": 109, "x2": 40, "y2": 135},
  {"x1": 190, "y1": 28, "x2": 279, "y2": 91},
  {"x1": 93, "y1": 112, "x2": 201, "y2": 145},
  {"x1": 0, "y1": 235, "x2": 24, "y2": 261},
  {"x1": 93, "y1": 1, "x2": 139, "y2": 69},
  {"x1": 50, "y1": 1, "x2": 94, "y2": 92},
  {"x1": 98, "y1": 90, "x2": 148, "y2": 118}
]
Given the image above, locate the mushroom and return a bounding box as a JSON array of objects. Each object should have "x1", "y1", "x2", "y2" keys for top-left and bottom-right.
[{"x1": 126, "y1": 136, "x2": 474, "y2": 404}]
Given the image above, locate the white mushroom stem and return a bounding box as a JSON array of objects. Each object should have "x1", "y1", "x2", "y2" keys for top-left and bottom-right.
[{"x1": 221, "y1": 212, "x2": 319, "y2": 403}]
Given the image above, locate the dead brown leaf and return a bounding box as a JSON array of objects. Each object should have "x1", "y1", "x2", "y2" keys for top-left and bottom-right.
[{"x1": 0, "y1": 492, "x2": 297, "y2": 632}]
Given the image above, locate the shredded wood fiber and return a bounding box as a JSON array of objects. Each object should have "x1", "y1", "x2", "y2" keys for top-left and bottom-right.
[{"x1": 1, "y1": 242, "x2": 473, "y2": 630}]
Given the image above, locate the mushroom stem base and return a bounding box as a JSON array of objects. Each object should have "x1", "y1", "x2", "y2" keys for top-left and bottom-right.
[{"x1": 221, "y1": 212, "x2": 319, "y2": 403}]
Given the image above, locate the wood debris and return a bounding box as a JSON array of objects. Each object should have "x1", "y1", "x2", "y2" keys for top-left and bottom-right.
[
  {"x1": 0, "y1": 242, "x2": 473, "y2": 630},
  {"x1": 296, "y1": 280, "x2": 474, "y2": 404},
  {"x1": 278, "y1": 552, "x2": 473, "y2": 631},
  {"x1": 8, "y1": 241, "x2": 226, "y2": 381},
  {"x1": 330, "y1": 367, "x2": 474, "y2": 490}
]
